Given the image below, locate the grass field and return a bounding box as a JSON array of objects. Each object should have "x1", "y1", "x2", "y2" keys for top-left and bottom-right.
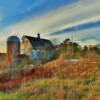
[
  {"x1": 0, "y1": 76, "x2": 100, "y2": 100},
  {"x1": 0, "y1": 56, "x2": 100, "y2": 100}
]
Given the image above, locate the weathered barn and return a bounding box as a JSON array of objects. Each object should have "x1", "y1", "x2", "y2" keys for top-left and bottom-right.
[
  {"x1": 6, "y1": 36, "x2": 20, "y2": 65},
  {"x1": 21, "y1": 34, "x2": 54, "y2": 61}
]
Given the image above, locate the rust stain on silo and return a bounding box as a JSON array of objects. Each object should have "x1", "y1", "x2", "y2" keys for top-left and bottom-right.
[{"x1": 6, "y1": 36, "x2": 20, "y2": 65}]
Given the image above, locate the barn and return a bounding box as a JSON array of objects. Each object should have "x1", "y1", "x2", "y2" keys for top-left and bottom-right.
[{"x1": 21, "y1": 34, "x2": 54, "y2": 61}]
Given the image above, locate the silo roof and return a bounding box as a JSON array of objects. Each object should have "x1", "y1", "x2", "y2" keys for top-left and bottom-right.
[{"x1": 7, "y1": 36, "x2": 20, "y2": 43}]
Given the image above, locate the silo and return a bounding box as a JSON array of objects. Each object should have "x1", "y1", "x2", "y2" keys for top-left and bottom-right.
[{"x1": 6, "y1": 36, "x2": 20, "y2": 65}]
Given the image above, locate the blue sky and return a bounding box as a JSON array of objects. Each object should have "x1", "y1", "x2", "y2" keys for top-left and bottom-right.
[
  {"x1": 0, "y1": 0, "x2": 76, "y2": 29},
  {"x1": 0, "y1": 0, "x2": 100, "y2": 52}
]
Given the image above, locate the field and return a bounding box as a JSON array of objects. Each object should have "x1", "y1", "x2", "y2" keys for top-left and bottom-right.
[{"x1": 0, "y1": 55, "x2": 100, "y2": 100}]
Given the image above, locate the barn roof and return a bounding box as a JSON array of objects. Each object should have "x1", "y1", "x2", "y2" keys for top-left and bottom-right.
[{"x1": 22, "y1": 35, "x2": 53, "y2": 50}]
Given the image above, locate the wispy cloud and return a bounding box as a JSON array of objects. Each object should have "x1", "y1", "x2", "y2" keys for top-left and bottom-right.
[
  {"x1": 0, "y1": 0, "x2": 100, "y2": 52},
  {"x1": 2, "y1": 0, "x2": 100, "y2": 36},
  {"x1": 50, "y1": 16, "x2": 100, "y2": 35}
]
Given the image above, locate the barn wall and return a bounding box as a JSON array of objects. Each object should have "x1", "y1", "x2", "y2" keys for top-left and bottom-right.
[
  {"x1": 21, "y1": 37, "x2": 32, "y2": 55},
  {"x1": 30, "y1": 49, "x2": 55, "y2": 61}
]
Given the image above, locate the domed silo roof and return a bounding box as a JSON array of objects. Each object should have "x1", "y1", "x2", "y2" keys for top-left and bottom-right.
[{"x1": 7, "y1": 36, "x2": 20, "y2": 43}]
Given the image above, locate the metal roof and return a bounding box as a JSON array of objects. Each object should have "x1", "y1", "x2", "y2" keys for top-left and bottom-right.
[
  {"x1": 22, "y1": 35, "x2": 53, "y2": 49},
  {"x1": 7, "y1": 36, "x2": 20, "y2": 43}
]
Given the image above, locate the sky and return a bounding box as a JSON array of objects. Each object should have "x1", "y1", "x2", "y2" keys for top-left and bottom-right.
[{"x1": 0, "y1": 0, "x2": 100, "y2": 52}]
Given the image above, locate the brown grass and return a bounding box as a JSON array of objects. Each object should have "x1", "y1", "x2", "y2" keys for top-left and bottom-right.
[{"x1": 0, "y1": 54, "x2": 99, "y2": 92}]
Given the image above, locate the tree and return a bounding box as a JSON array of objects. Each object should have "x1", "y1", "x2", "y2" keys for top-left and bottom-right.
[{"x1": 63, "y1": 38, "x2": 70, "y2": 44}]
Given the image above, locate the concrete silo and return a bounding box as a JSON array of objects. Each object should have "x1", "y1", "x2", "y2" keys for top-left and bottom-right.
[{"x1": 6, "y1": 36, "x2": 20, "y2": 65}]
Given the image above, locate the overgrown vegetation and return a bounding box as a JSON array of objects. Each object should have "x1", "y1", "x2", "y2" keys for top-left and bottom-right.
[
  {"x1": 54, "y1": 38, "x2": 100, "y2": 59},
  {"x1": 0, "y1": 38, "x2": 100, "y2": 100},
  {"x1": 0, "y1": 73, "x2": 100, "y2": 100}
]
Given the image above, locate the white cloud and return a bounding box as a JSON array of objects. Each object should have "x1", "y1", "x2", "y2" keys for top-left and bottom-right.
[
  {"x1": 0, "y1": 34, "x2": 7, "y2": 43},
  {"x1": 79, "y1": 39, "x2": 97, "y2": 47},
  {"x1": 0, "y1": 0, "x2": 100, "y2": 52},
  {"x1": 2, "y1": 0, "x2": 100, "y2": 35}
]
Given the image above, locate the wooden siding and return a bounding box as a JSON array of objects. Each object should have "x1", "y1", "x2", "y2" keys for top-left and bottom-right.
[{"x1": 21, "y1": 37, "x2": 32, "y2": 56}]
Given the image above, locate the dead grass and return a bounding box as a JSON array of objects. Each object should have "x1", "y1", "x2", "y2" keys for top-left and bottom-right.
[{"x1": 0, "y1": 54, "x2": 99, "y2": 99}]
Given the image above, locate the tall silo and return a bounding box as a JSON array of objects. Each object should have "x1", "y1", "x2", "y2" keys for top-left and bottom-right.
[{"x1": 6, "y1": 36, "x2": 20, "y2": 65}]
